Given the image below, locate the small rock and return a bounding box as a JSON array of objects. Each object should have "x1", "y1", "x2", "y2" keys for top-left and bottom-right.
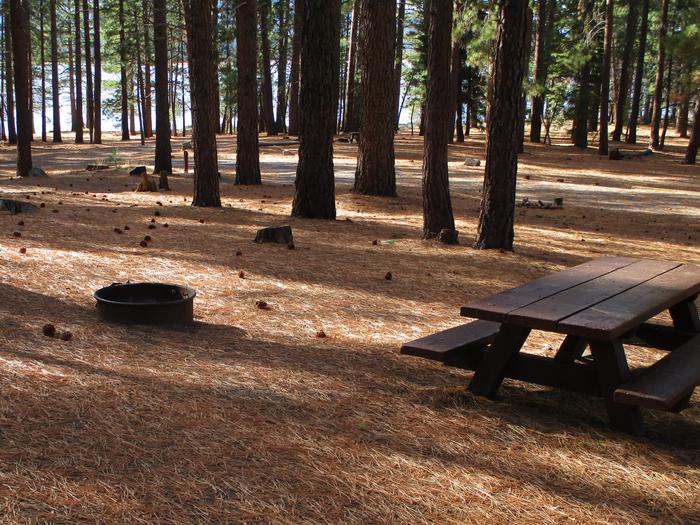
[{"x1": 463, "y1": 158, "x2": 481, "y2": 167}]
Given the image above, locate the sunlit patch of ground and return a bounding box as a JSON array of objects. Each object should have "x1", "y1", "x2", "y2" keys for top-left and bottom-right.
[{"x1": 0, "y1": 129, "x2": 698, "y2": 523}]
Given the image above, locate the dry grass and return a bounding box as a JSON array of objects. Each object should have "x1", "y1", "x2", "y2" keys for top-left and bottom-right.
[{"x1": 0, "y1": 129, "x2": 699, "y2": 524}]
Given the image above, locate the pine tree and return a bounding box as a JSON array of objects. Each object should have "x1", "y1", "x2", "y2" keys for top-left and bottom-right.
[
  {"x1": 154, "y1": 0, "x2": 172, "y2": 174},
  {"x1": 9, "y1": 0, "x2": 31, "y2": 175},
  {"x1": 291, "y1": 0, "x2": 341, "y2": 219}
]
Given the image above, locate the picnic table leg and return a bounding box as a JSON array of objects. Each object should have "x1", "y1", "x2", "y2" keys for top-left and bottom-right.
[
  {"x1": 588, "y1": 339, "x2": 643, "y2": 435},
  {"x1": 468, "y1": 324, "x2": 531, "y2": 399},
  {"x1": 554, "y1": 335, "x2": 588, "y2": 363},
  {"x1": 669, "y1": 296, "x2": 700, "y2": 333}
]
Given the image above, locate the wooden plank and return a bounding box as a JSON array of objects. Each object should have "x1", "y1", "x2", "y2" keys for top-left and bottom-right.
[
  {"x1": 554, "y1": 335, "x2": 588, "y2": 363},
  {"x1": 469, "y1": 324, "x2": 531, "y2": 398},
  {"x1": 623, "y1": 323, "x2": 698, "y2": 351},
  {"x1": 506, "y1": 259, "x2": 680, "y2": 333},
  {"x1": 461, "y1": 257, "x2": 637, "y2": 323},
  {"x1": 559, "y1": 264, "x2": 700, "y2": 340},
  {"x1": 613, "y1": 335, "x2": 700, "y2": 411},
  {"x1": 400, "y1": 321, "x2": 500, "y2": 362},
  {"x1": 448, "y1": 351, "x2": 600, "y2": 395},
  {"x1": 589, "y1": 340, "x2": 643, "y2": 435}
]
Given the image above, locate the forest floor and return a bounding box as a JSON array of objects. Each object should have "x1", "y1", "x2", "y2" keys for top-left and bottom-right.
[{"x1": 0, "y1": 129, "x2": 698, "y2": 524}]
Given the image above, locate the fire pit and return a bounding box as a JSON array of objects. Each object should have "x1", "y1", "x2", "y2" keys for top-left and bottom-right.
[{"x1": 94, "y1": 282, "x2": 196, "y2": 325}]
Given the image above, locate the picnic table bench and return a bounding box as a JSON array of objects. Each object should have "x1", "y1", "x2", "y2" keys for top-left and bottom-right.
[{"x1": 402, "y1": 257, "x2": 700, "y2": 434}]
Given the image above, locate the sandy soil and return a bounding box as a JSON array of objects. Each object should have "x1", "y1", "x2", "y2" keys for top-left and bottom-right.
[{"x1": 0, "y1": 129, "x2": 698, "y2": 524}]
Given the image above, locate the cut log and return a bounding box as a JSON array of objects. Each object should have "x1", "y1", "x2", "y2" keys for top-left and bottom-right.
[
  {"x1": 129, "y1": 166, "x2": 148, "y2": 177},
  {"x1": 0, "y1": 199, "x2": 38, "y2": 214}
]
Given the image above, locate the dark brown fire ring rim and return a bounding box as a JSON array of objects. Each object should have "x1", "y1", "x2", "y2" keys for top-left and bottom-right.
[{"x1": 93, "y1": 282, "x2": 197, "y2": 307}]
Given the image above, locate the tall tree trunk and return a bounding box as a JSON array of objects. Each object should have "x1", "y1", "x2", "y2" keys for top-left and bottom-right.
[
  {"x1": 211, "y1": 1, "x2": 220, "y2": 133},
  {"x1": 154, "y1": 0, "x2": 171, "y2": 174},
  {"x1": 134, "y1": 14, "x2": 146, "y2": 146},
  {"x1": 276, "y1": 0, "x2": 288, "y2": 132},
  {"x1": 0, "y1": 12, "x2": 5, "y2": 142},
  {"x1": 685, "y1": 96, "x2": 699, "y2": 164},
  {"x1": 353, "y1": 0, "x2": 396, "y2": 196},
  {"x1": 74, "y1": 0, "x2": 84, "y2": 143},
  {"x1": 259, "y1": 0, "x2": 276, "y2": 135},
  {"x1": 660, "y1": 51, "x2": 673, "y2": 150},
  {"x1": 183, "y1": 0, "x2": 220, "y2": 206},
  {"x1": 9, "y1": 0, "x2": 32, "y2": 175},
  {"x1": 82, "y1": 0, "x2": 93, "y2": 142},
  {"x1": 93, "y1": 0, "x2": 101, "y2": 143},
  {"x1": 447, "y1": 2, "x2": 463, "y2": 145},
  {"x1": 677, "y1": 96, "x2": 689, "y2": 138},
  {"x1": 235, "y1": 0, "x2": 261, "y2": 185},
  {"x1": 119, "y1": 0, "x2": 129, "y2": 140},
  {"x1": 142, "y1": 0, "x2": 153, "y2": 138},
  {"x1": 573, "y1": 0, "x2": 593, "y2": 149},
  {"x1": 40, "y1": 0, "x2": 46, "y2": 142},
  {"x1": 393, "y1": 0, "x2": 406, "y2": 130},
  {"x1": 421, "y1": 0, "x2": 456, "y2": 240},
  {"x1": 649, "y1": 0, "x2": 669, "y2": 150},
  {"x1": 530, "y1": 0, "x2": 549, "y2": 143},
  {"x1": 598, "y1": 0, "x2": 613, "y2": 155},
  {"x1": 627, "y1": 0, "x2": 649, "y2": 144},
  {"x1": 342, "y1": 0, "x2": 360, "y2": 132},
  {"x1": 49, "y1": 0, "x2": 61, "y2": 142},
  {"x1": 4, "y1": 0, "x2": 16, "y2": 145},
  {"x1": 291, "y1": 0, "x2": 341, "y2": 219},
  {"x1": 612, "y1": 0, "x2": 637, "y2": 142},
  {"x1": 517, "y1": 7, "x2": 532, "y2": 153},
  {"x1": 475, "y1": 0, "x2": 528, "y2": 250},
  {"x1": 288, "y1": 0, "x2": 302, "y2": 135}
]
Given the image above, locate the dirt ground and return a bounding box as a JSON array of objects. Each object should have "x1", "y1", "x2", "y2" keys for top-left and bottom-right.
[{"x1": 0, "y1": 129, "x2": 698, "y2": 524}]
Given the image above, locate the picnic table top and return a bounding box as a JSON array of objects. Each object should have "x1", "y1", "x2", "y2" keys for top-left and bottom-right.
[{"x1": 461, "y1": 257, "x2": 700, "y2": 340}]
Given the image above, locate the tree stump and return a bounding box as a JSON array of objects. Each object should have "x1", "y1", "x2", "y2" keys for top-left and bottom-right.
[
  {"x1": 136, "y1": 172, "x2": 157, "y2": 192},
  {"x1": 0, "y1": 199, "x2": 38, "y2": 214},
  {"x1": 28, "y1": 167, "x2": 48, "y2": 177},
  {"x1": 129, "y1": 166, "x2": 148, "y2": 177},
  {"x1": 254, "y1": 225, "x2": 294, "y2": 245}
]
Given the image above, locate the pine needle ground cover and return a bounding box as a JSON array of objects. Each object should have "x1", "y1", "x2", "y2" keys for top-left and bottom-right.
[{"x1": 0, "y1": 132, "x2": 698, "y2": 524}]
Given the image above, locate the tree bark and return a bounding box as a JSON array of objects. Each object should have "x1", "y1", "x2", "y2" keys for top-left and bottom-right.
[
  {"x1": 4, "y1": 0, "x2": 16, "y2": 145},
  {"x1": 68, "y1": 31, "x2": 76, "y2": 132},
  {"x1": 474, "y1": 0, "x2": 528, "y2": 250},
  {"x1": 529, "y1": 0, "x2": 550, "y2": 143},
  {"x1": 82, "y1": 0, "x2": 93, "y2": 142},
  {"x1": 659, "y1": 50, "x2": 673, "y2": 150},
  {"x1": 353, "y1": 0, "x2": 396, "y2": 196},
  {"x1": 142, "y1": 0, "x2": 153, "y2": 138},
  {"x1": 677, "y1": 96, "x2": 689, "y2": 138},
  {"x1": 598, "y1": 0, "x2": 613, "y2": 155},
  {"x1": 291, "y1": 0, "x2": 341, "y2": 219},
  {"x1": 447, "y1": 2, "x2": 463, "y2": 145},
  {"x1": 342, "y1": 0, "x2": 360, "y2": 132},
  {"x1": 649, "y1": 0, "x2": 669, "y2": 150},
  {"x1": 276, "y1": 0, "x2": 288, "y2": 132},
  {"x1": 611, "y1": 0, "x2": 637, "y2": 142},
  {"x1": 517, "y1": 7, "x2": 532, "y2": 153},
  {"x1": 183, "y1": 0, "x2": 220, "y2": 206},
  {"x1": 40, "y1": 0, "x2": 46, "y2": 142},
  {"x1": 287, "y1": 0, "x2": 302, "y2": 135},
  {"x1": 9, "y1": 0, "x2": 32, "y2": 175},
  {"x1": 154, "y1": 0, "x2": 171, "y2": 174},
  {"x1": 421, "y1": 0, "x2": 456, "y2": 240},
  {"x1": 74, "y1": 0, "x2": 84, "y2": 143},
  {"x1": 235, "y1": 0, "x2": 261, "y2": 185},
  {"x1": 393, "y1": 0, "x2": 406, "y2": 129},
  {"x1": 119, "y1": 0, "x2": 129, "y2": 140},
  {"x1": 259, "y1": 0, "x2": 276, "y2": 135},
  {"x1": 93, "y1": 0, "x2": 101, "y2": 143},
  {"x1": 50, "y1": 0, "x2": 63, "y2": 142},
  {"x1": 627, "y1": 0, "x2": 649, "y2": 144},
  {"x1": 685, "y1": 96, "x2": 699, "y2": 164},
  {"x1": 573, "y1": 0, "x2": 594, "y2": 149}
]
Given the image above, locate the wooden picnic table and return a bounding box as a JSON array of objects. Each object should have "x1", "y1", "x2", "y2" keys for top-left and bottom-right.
[{"x1": 402, "y1": 257, "x2": 700, "y2": 434}]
